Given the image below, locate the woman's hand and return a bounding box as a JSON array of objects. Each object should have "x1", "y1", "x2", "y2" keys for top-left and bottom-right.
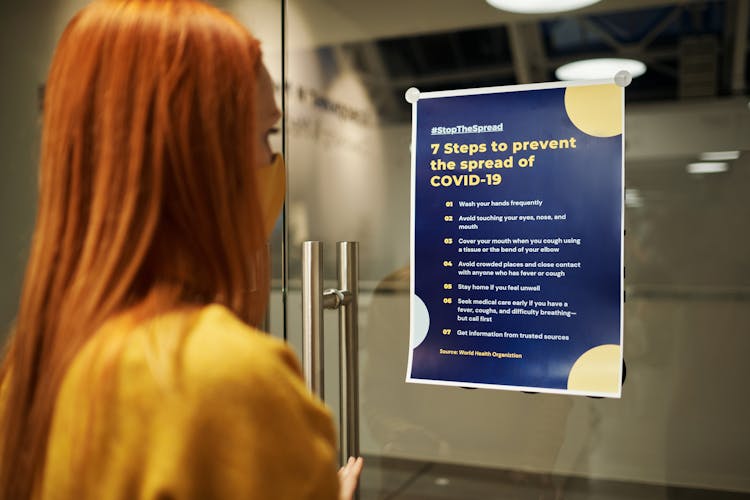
[{"x1": 338, "y1": 456, "x2": 364, "y2": 500}]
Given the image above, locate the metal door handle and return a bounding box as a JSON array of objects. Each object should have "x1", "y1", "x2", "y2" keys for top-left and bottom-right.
[
  {"x1": 302, "y1": 241, "x2": 325, "y2": 398},
  {"x1": 336, "y1": 241, "x2": 360, "y2": 465},
  {"x1": 301, "y1": 241, "x2": 360, "y2": 466}
]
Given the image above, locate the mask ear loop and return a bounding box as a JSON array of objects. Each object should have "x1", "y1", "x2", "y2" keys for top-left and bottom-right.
[
  {"x1": 255, "y1": 153, "x2": 286, "y2": 240},
  {"x1": 238, "y1": 236, "x2": 271, "y2": 328}
]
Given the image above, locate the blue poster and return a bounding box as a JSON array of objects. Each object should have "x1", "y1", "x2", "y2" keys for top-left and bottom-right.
[{"x1": 407, "y1": 80, "x2": 624, "y2": 398}]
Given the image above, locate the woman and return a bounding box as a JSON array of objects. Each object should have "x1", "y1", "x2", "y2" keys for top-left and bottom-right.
[{"x1": 0, "y1": 0, "x2": 362, "y2": 498}]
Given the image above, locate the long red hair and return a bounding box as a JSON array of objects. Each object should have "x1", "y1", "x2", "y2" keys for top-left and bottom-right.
[{"x1": 0, "y1": 1, "x2": 269, "y2": 497}]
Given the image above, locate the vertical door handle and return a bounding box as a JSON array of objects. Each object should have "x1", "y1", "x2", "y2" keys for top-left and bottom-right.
[
  {"x1": 301, "y1": 241, "x2": 360, "y2": 470},
  {"x1": 302, "y1": 241, "x2": 324, "y2": 399},
  {"x1": 337, "y1": 241, "x2": 360, "y2": 466}
]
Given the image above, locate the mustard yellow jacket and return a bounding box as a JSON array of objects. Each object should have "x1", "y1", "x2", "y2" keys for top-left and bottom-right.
[{"x1": 40, "y1": 304, "x2": 339, "y2": 499}]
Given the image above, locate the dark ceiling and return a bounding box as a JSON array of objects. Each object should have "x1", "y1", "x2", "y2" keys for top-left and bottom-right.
[{"x1": 333, "y1": 0, "x2": 749, "y2": 122}]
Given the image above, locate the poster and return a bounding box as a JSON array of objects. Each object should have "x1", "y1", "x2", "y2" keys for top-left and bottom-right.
[{"x1": 406, "y1": 80, "x2": 624, "y2": 398}]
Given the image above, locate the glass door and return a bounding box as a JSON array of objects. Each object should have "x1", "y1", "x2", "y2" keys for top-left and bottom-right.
[{"x1": 282, "y1": 1, "x2": 750, "y2": 498}]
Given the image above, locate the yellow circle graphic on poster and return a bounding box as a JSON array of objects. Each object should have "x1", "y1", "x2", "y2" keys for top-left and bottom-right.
[
  {"x1": 567, "y1": 344, "x2": 621, "y2": 394},
  {"x1": 564, "y1": 84, "x2": 622, "y2": 137}
]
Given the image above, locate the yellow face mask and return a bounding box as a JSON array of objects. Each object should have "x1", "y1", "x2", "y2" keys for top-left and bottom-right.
[{"x1": 255, "y1": 153, "x2": 286, "y2": 239}]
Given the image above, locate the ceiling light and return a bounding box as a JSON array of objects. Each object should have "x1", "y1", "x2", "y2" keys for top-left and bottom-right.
[
  {"x1": 699, "y1": 151, "x2": 740, "y2": 161},
  {"x1": 555, "y1": 58, "x2": 647, "y2": 81},
  {"x1": 687, "y1": 162, "x2": 729, "y2": 174},
  {"x1": 486, "y1": 0, "x2": 601, "y2": 14}
]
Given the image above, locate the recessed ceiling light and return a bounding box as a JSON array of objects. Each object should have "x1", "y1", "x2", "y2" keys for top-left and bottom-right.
[
  {"x1": 699, "y1": 151, "x2": 740, "y2": 161},
  {"x1": 486, "y1": 0, "x2": 602, "y2": 14},
  {"x1": 687, "y1": 162, "x2": 729, "y2": 174},
  {"x1": 555, "y1": 58, "x2": 647, "y2": 80}
]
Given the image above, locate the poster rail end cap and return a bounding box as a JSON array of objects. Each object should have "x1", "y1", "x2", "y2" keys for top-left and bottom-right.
[
  {"x1": 614, "y1": 70, "x2": 632, "y2": 88},
  {"x1": 405, "y1": 87, "x2": 421, "y2": 103}
]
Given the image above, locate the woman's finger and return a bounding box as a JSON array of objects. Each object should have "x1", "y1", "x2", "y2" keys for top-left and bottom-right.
[{"x1": 338, "y1": 456, "x2": 364, "y2": 500}]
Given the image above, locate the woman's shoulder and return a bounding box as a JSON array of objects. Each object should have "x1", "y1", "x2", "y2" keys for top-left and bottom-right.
[
  {"x1": 154, "y1": 304, "x2": 310, "y2": 404},
  {"x1": 70, "y1": 303, "x2": 309, "y2": 404},
  {"x1": 158, "y1": 303, "x2": 301, "y2": 382}
]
